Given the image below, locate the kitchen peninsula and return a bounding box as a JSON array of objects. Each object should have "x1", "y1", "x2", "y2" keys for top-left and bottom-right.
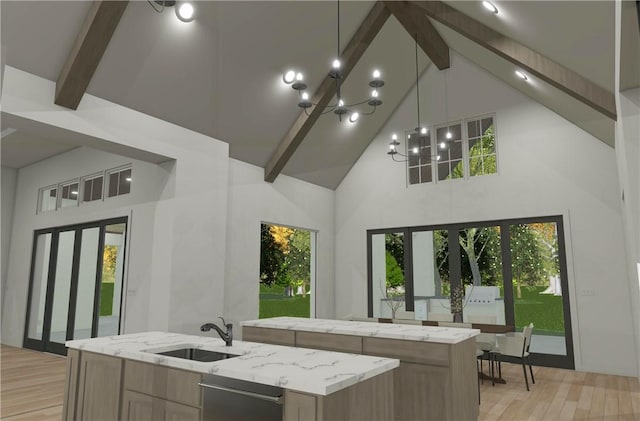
[
  {"x1": 242, "y1": 317, "x2": 480, "y2": 420},
  {"x1": 63, "y1": 332, "x2": 399, "y2": 421}
]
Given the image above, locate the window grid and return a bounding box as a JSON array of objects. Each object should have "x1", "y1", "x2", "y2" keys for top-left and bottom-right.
[
  {"x1": 81, "y1": 173, "x2": 104, "y2": 203},
  {"x1": 58, "y1": 180, "x2": 79, "y2": 209},
  {"x1": 107, "y1": 167, "x2": 132, "y2": 198},
  {"x1": 406, "y1": 114, "x2": 497, "y2": 186}
]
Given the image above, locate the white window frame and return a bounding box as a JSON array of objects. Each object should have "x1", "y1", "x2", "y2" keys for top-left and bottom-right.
[
  {"x1": 406, "y1": 113, "x2": 499, "y2": 187},
  {"x1": 106, "y1": 165, "x2": 132, "y2": 199},
  {"x1": 80, "y1": 172, "x2": 106, "y2": 204},
  {"x1": 58, "y1": 179, "x2": 80, "y2": 209},
  {"x1": 37, "y1": 185, "x2": 59, "y2": 214}
]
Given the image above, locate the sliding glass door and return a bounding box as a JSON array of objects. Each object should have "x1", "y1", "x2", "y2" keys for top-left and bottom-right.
[
  {"x1": 23, "y1": 217, "x2": 128, "y2": 355},
  {"x1": 368, "y1": 215, "x2": 574, "y2": 369}
]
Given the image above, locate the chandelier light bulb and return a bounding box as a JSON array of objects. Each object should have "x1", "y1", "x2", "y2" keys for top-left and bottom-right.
[
  {"x1": 392, "y1": 133, "x2": 398, "y2": 141},
  {"x1": 515, "y1": 70, "x2": 528, "y2": 81},
  {"x1": 332, "y1": 59, "x2": 341, "y2": 69},
  {"x1": 436, "y1": 155, "x2": 441, "y2": 161},
  {"x1": 338, "y1": 99, "x2": 344, "y2": 107},
  {"x1": 440, "y1": 142, "x2": 446, "y2": 149},
  {"x1": 412, "y1": 147, "x2": 419, "y2": 154},
  {"x1": 176, "y1": 2, "x2": 195, "y2": 22},
  {"x1": 349, "y1": 112, "x2": 360, "y2": 123},
  {"x1": 371, "y1": 90, "x2": 379, "y2": 98},
  {"x1": 373, "y1": 69, "x2": 381, "y2": 79},
  {"x1": 482, "y1": 1, "x2": 498, "y2": 14},
  {"x1": 302, "y1": 92, "x2": 309, "y2": 100},
  {"x1": 389, "y1": 143, "x2": 396, "y2": 150},
  {"x1": 421, "y1": 127, "x2": 427, "y2": 135},
  {"x1": 446, "y1": 131, "x2": 452, "y2": 139},
  {"x1": 283, "y1": 70, "x2": 296, "y2": 84},
  {"x1": 296, "y1": 73, "x2": 304, "y2": 81}
]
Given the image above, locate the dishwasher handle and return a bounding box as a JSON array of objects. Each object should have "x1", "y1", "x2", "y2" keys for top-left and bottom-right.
[{"x1": 198, "y1": 382, "x2": 284, "y2": 405}]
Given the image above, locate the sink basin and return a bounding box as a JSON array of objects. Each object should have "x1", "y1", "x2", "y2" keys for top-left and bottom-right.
[{"x1": 149, "y1": 348, "x2": 239, "y2": 362}]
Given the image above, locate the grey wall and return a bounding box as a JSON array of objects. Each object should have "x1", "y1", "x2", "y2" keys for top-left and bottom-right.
[{"x1": 1, "y1": 166, "x2": 18, "y2": 306}]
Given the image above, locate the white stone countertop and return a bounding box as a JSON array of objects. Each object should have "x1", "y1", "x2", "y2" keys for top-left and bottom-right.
[
  {"x1": 241, "y1": 317, "x2": 480, "y2": 344},
  {"x1": 66, "y1": 331, "x2": 398, "y2": 396}
]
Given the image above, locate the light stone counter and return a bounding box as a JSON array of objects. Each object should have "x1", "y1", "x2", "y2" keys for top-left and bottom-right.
[
  {"x1": 66, "y1": 331, "x2": 398, "y2": 396},
  {"x1": 240, "y1": 316, "x2": 480, "y2": 343}
]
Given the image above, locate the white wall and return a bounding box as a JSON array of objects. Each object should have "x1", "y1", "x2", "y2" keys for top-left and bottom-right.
[
  {"x1": 1, "y1": 166, "x2": 18, "y2": 303},
  {"x1": 1, "y1": 66, "x2": 230, "y2": 344},
  {"x1": 223, "y1": 159, "x2": 334, "y2": 334},
  {"x1": 334, "y1": 53, "x2": 637, "y2": 377}
]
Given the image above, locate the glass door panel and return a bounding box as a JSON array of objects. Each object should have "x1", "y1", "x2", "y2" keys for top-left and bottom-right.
[
  {"x1": 370, "y1": 232, "x2": 405, "y2": 318},
  {"x1": 97, "y1": 223, "x2": 126, "y2": 337},
  {"x1": 510, "y1": 222, "x2": 567, "y2": 356},
  {"x1": 26, "y1": 233, "x2": 52, "y2": 342},
  {"x1": 412, "y1": 230, "x2": 451, "y2": 321},
  {"x1": 73, "y1": 227, "x2": 100, "y2": 340},
  {"x1": 49, "y1": 230, "x2": 76, "y2": 346},
  {"x1": 458, "y1": 226, "x2": 504, "y2": 324}
]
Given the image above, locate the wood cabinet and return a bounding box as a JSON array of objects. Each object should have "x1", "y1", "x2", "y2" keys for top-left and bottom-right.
[
  {"x1": 121, "y1": 390, "x2": 201, "y2": 421},
  {"x1": 64, "y1": 351, "x2": 202, "y2": 421},
  {"x1": 75, "y1": 351, "x2": 124, "y2": 421},
  {"x1": 242, "y1": 326, "x2": 296, "y2": 346},
  {"x1": 243, "y1": 326, "x2": 479, "y2": 421},
  {"x1": 283, "y1": 370, "x2": 394, "y2": 421}
]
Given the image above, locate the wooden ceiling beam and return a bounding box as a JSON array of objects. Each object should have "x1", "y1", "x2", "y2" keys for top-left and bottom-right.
[
  {"x1": 383, "y1": 1, "x2": 449, "y2": 70},
  {"x1": 55, "y1": 1, "x2": 129, "y2": 110},
  {"x1": 411, "y1": 1, "x2": 616, "y2": 120},
  {"x1": 264, "y1": 2, "x2": 391, "y2": 183}
]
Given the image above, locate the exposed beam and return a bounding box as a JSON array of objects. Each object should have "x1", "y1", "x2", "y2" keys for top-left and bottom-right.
[
  {"x1": 383, "y1": 1, "x2": 449, "y2": 70},
  {"x1": 55, "y1": 1, "x2": 128, "y2": 110},
  {"x1": 411, "y1": 1, "x2": 616, "y2": 120},
  {"x1": 264, "y1": 2, "x2": 391, "y2": 183}
]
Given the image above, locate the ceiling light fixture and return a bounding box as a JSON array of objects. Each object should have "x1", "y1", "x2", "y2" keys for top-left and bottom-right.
[
  {"x1": 282, "y1": 0, "x2": 385, "y2": 123},
  {"x1": 482, "y1": 1, "x2": 499, "y2": 14},
  {"x1": 515, "y1": 70, "x2": 528, "y2": 81},
  {"x1": 388, "y1": 35, "x2": 446, "y2": 163},
  {"x1": 149, "y1": 1, "x2": 196, "y2": 23}
]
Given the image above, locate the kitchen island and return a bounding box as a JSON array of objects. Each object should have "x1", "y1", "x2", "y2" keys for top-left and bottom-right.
[
  {"x1": 63, "y1": 331, "x2": 399, "y2": 421},
  {"x1": 241, "y1": 317, "x2": 480, "y2": 420}
]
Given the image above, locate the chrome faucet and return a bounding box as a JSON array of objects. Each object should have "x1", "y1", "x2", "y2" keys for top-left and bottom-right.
[{"x1": 200, "y1": 317, "x2": 233, "y2": 346}]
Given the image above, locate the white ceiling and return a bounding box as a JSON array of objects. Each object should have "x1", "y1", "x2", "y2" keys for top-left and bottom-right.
[
  {"x1": 1, "y1": 1, "x2": 630, "y2": 188},
  {"x1": 1, "y1": 128, "x2": 78, "y2": 168}
]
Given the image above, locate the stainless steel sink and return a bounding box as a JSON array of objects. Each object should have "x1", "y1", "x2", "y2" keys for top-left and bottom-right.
[{"x1": 150, "y1": 348, "x2": 239, "y2": 362}]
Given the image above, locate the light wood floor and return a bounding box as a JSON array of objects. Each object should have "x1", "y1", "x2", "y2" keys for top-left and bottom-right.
[{"x1": 1, "y1": 344, "x2": 639, "y2": 420}]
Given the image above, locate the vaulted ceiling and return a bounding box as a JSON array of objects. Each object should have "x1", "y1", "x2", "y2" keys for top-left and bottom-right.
[{"x1": 1, "y1": 1, "x2": 634, "y2": 188}]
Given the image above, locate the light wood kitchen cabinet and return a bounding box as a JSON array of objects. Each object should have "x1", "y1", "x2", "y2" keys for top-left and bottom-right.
[
  {"x1": 121, "y1": 390, "x2": 201, "y2": 421},
  {"x1": 75, "y1": 351, "x2": 123, "y2": 421},
  {"x1": 62, "y1": 349, "x2": 79, "y2": 421},
  {"x1": 295, "y1": 331, "x2": 362, "y2": 354},
  {"x1": 242, "y1": 326, "x2": 296, "y2": 346},
  {"x1": 283, "y1": 370, "x2": 394, "y2": 421}
]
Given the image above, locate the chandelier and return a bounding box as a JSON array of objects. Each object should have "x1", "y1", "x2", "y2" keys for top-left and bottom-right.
[
  {"x1": 388, "y1": 36, "x2": 450, "y2": 161},
  {"x1": 282, "y1": 0, "x2": 385, "y2": 123}
]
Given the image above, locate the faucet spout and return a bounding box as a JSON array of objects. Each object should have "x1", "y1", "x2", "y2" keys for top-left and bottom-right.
[{"x1": 200, "y1": 318, "x2": 233, "y2": 346}]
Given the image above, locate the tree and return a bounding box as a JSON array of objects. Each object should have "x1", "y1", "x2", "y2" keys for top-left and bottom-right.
[
  {"x1": 510, "y1": 224, "x2": 547, "y2": 298},
  {"x1": 259, "y1": 224, "x2": 284, "y2": 286},
  {"x1": 385, "y1": 251, "x2": 404, "y2": 288},
  {"x1": 286, "y1": 229, "x2": 311, "y2": 296},
  {"x1": 385, "y1": 233, "x2": 404, "y2": 275}
]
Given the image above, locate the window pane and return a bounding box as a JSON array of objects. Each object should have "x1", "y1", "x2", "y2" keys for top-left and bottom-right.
[
  {"x1": 450, "y1": 140, "x2": 463, "y2": 160},
  {"x1": 469, "y1": 157, "x2": 482, "y2": 176},
  {"x1": 73, "y1": 227, "x2": 100, "y2": 340},
  {"x1": 50, "y1": 230, "x2": 75, "y2": 344},
  {"x1": 420, "y1": 145, "x2": 432, "y2": 165},
  {"x1": 119, "y1": 169, "x2": 131, "y2": 195},
  {"x1": 62, "y1": 185, "x2": 69, "y2": 199},
  {"x1": 468, "y1": 120, "x2": 480, "y2": 138},
  {"x1": 39, "y1": 187, "x2": 57, "y2": 212},
  {"x1": 409, "y1": 154, "x2": 419, "y2": 167},
  {"x1": 408, "y1": 134, "x2": 420, "y2": 150},
  {"x1": 60, "y1": 183, "x2": 78, "y2": 208},
  {"x1": 108, "y1": 172, "x2": 119, "y2": 197},
  {"x1": 83, "y1": 180, "x2": 92, "y2": 203},
  {"x1": 27, "y1": 233, "x2": 52, "y2": 341},
  {"x1": 412, "y1": 230, "x2": 452, "y2": 321},
  {"x1": 420, "y1": 165, "x2": 432, "y2": 183},
  {"x1": 409, "y1": 167, "x2": 420, "y2": 185},
  {"x1": 92, "y1": 177, "x2": 103, "y2": 201},
  {"x1": 371, "y1": 232, "x2": 405, "y2": 318},
  {"x1": 438, "y1": 163, "x2": 450, "y2": 181},
  {"x1": 481, "y1": 117, "x2": 494, "y2": 133},
  {"x1": 98, "y1": 223, "x2": 127, "y2": 337}
]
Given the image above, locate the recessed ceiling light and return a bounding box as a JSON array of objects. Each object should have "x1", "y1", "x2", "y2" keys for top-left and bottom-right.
[
  {"x1": 482, "y1": 1, "x2": 498, "y2": 14},
  {"x1": 175, "y1": 2, "x2": 195, "y2": 22},
  {"x1": 515, "y1": 70, "x2": 528, "y2": 81},
  {"x1": 283, "y1": 70, "x2": 296, "y2": 84}
]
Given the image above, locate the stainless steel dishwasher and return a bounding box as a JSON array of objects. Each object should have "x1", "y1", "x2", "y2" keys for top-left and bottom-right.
[{"x1": 199, "y1": 374, "x2": 284, "y2": 421}]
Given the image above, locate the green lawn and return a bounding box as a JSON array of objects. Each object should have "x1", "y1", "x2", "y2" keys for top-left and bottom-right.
[
  {"x1": 259, "y1": 284, "x2": 310, "y2": 319},
  {"x1": 513, "y1": 285, "x2": 565, "y2": 335},
  {"x1": 100, "y1": 282, "x2": 114, "y2": 316}
]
